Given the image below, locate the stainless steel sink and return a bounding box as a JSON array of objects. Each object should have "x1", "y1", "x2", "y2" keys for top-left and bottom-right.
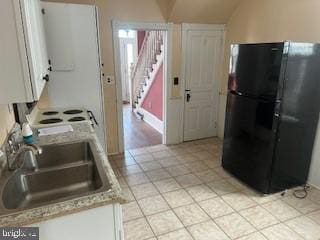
[
  {"x1": 27, "y1": 142, "x2": 93, "y2": 169},
  {"x1": 0, "y1": 140, "x2": 110, "y2": 212}
]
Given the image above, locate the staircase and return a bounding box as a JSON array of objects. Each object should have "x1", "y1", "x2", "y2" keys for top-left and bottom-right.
[{"x1": 131, "y1": 30, "x2": 164, "y2": 113}]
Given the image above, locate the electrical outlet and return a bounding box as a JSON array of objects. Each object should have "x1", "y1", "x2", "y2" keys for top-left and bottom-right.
[{"x1": 105, "y1": 75, "x2": 114, "y2": 84}]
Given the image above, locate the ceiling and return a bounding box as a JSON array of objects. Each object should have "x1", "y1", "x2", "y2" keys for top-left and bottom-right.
[{"x1": 156, "y1": 0, "x2": 242, "y2": 23}]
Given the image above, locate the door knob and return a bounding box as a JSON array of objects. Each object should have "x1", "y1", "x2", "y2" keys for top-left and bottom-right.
[
  {"x1": 43, "y1": 74, "x2": 50, "y2": 82},
  {"x1": 185, "y1": 89, "x2": 191, "y2": 102},
  {"x1": 186, "y1": 93, "x2": 191, "y2": 102}
]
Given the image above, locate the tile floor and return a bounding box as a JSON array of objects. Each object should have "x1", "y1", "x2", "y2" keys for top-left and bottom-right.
[{"x1": 108, "y1": 138, "x2": 320, "y2": 240}]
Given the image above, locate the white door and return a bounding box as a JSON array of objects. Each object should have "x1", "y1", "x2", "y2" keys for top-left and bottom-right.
[
  {"x1": 41, "y1": 2, "x2": 106, "y2": 151},
  {"x1": 21, "y1": 0, "x2": 49, "y2": 100},
  {"x1": 119, "y1": 37, "x2": 137, "y2": 103},
  {"x1": 183, "y1": 27, "x2": 223, "y2": 141}
]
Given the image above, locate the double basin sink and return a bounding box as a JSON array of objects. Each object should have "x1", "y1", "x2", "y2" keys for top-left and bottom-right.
[{"x1": 1, "y1": 141, "x2": 110, "y2": 212}]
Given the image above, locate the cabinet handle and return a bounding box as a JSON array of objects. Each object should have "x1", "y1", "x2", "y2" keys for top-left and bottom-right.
[{"x1": 43, "y1": 74, "x2": 50, "y2": 82}]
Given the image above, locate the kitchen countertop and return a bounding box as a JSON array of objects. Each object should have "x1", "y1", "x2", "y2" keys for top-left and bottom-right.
[{"x1": 0, "y1": 122, "x2": 125, "y2": 226}]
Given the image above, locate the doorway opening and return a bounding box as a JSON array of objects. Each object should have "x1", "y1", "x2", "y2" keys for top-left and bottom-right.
[{"x1": 117, "y1": 29, "x2": 166, "y2": 150}]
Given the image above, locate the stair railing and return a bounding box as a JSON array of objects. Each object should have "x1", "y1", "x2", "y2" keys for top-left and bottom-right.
[{"x1": 131, "y1": 30, "x2": 164, "y2": 108}]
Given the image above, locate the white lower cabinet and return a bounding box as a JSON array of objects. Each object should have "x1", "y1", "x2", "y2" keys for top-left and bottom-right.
[{"x1": 27, "y1": 204, "x2": 123, "y2": 240}]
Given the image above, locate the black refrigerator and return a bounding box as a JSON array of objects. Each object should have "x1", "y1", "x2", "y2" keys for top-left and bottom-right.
[{"x1": 222, "y1": 41, "x2": 320, "y2": 194}]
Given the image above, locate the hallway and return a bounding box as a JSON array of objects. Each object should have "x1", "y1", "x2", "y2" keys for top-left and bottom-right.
[{"x1": 123, "y1": 104, "x2": 162, "y2": 150}]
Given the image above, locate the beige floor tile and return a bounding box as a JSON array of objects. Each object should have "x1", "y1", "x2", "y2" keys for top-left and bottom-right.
[
  {"x1": 122, "y1": 187, "x2": 135, "y2": 202},
  {"x1": 262, "y1": 200, "x2": 301, "y2": 221},
  {"x1": 285, "y1": 216, "x2": 320, "y2": 240},
  {"x1": 139, "y1": 161, "x2": 162, "y2": 171},
  {"x1": 236, "y1": 232, "x2": 267, "y2": 240},
  {"x1": 261, "y1": 223, "x2": 304, "y2": 240},
  {"x1": 207, "y1": 179, "x2": 238, "y2": 195},
  {"x1": 169, "y1": 148, "x2": 187, "y2": 156},
  {"x1": 308, "y1": 210, "x2": 320, "y2": 225},
  {"x1": 129, "y1": 147, "x2": 149, "y2": 156},
  {"x1": 130, "y1": 182, "x2": 159, "y2": 200},
  {"x1": 222, "y1": 192, "x2": 257, "y2": 211},
  {"x1": 163, "y1": 189, "x2": 194, "y2": 208},
  {"x1": 124, "y1": 217, "x2": 155, "y2": 240},
  {"x1": 166, "y1": 165, "x2": 192, "y2": 177},
  {"x1": 283, "y1": 195, "x2": 320, "y2": 214},
  {"x1": 153, "y1": 178, "x2": 182, "y2": 193},
  {"x1": 158, "y1": 157, "x2": 181, "y2": 167},
  {"x1": 239, "y1": 206, "x2": 279, "y2": 230},
  {"x1": 146, "y1": 168, "x2": 171, "y2": 181},
  {"x1": 184, "y1": 162, "x2": 209, "y2": 173},
  {"x1": 308, "y1": 188, "x2": 320, "y2": 203},
  {"x1": 138, "y1": 195, "x2": 170, "y2": 215},
  {"x1": 157, "y1": 229, "x2": 193, "y2": 240},
  {"x1": 215, "y1": 213, "x2": 255, "y2": 239},
  {"x1": 125, "y1": 173, "x2": 150, "y2": 186},
  {"x1": 174, "y1": 203, "x2": 210, "y2": 226},
  {"x1": 120, "y1": 164, "x2": 143, "y2": 176},
  {"x1": 122, "y1": 201, "x2": 144, "y2": 222},
  {"x1": 187, "y1": 220, "x2": 230, "y2": 240},
  {"x1": 183, "y1": 145, "x2": 204, "y2": 153},
  {"x1": 151, "y1": 150, "x2": 172, "y2": 159},
  {"x1": 227, "y1": 177, "x2": 248, "y2": 190},
  {"x1": 198, "y1": 197, "x2": 234, "y2": 218},
  {"x1": 134, "y1": 153, "x2": 155, "y2": 163},
  {"x1": 203, "y1": 159, "x2": 221, "y2": 169},
  {"x1": 146, "y1": 144, "x2": 168, "y2": 153},
  {"x1": 147, "y1": 210, "x2": 184, "y2": 235},
  {"x1": 214, "y1": 167, "x2": 232, "y2": 179},
  {"x1": 115, "y1": 156, "x2": 137, "y2": 168},
  {"x1": 243, "y1": 189, "x2": 280, "y2": 204},
  {"x1": 175, "y1": 174, "x2": 202, "y2": 188},
  {"x1": 186, "y1": 184, "x2": 217, "y2": 202},
  {"x1": 176, "y1": 154, "x2": 199, "y2": 163},
  {"x1": 192, "y1": 151, "x2": 214, "y2": 160},
  {"x1": 195, "y1": 169, "x2": 221, "y2": 183}
]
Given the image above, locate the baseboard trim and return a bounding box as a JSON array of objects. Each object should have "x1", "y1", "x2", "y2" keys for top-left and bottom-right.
[
  {"x1": 139, "y1": 108, "x2": 163, "y2": 134},
  {"x1": 307, "y1": 182, "x2": 320, "y2": 190}
]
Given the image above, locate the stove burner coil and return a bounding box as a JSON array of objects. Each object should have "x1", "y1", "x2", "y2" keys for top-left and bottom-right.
[
  {"x1": 63, "y1": 109, "x2": 83, "y2": 115},
  {"x1": 39, "y1": 118, "x2": 63, "y2": 124},
  {"x1": 68, "y1": 116, "x2": 86, "y2": 122}
]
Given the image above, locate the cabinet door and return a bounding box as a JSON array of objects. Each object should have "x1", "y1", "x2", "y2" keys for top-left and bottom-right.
[
  {"x1": 21, "y1": 0, "x2": 49, "y2": 100},
  {"x1": 27, "y1": 204, "x2": 119, "y2": 240}
]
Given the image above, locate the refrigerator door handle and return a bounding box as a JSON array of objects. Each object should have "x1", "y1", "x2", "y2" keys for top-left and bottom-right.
[{"x1": 230, "y1": 90, "x2": 243, "y2": 96}]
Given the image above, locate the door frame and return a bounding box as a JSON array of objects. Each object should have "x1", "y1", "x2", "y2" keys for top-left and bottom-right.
[
  {"x1": 180, "y1": 23, "x2": 226, "y2": 142},
  {"x1": 112, "y1": 21, "x2": 173, "y2": 153}
]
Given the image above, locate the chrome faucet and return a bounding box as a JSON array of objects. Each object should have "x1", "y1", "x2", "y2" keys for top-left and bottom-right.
[
  {"x1": 10, "y1": 144, "x2": 42, "y2": 171},
  {"x1": 5, "y1": 132, "x2": 42, "y2": 171}
]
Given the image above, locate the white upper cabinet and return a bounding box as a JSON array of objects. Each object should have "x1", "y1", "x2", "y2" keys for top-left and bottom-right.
[{"x1": 0, "y1": 0, "x2": 49, "y2": 103}]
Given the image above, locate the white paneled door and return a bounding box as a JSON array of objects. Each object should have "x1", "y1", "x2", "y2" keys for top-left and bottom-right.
[
  {"x1": 183, "y1": 25, "x2": 224, "y2": 141},
  {"x1": 119, "y1": 37, "x2": 137, "y2": 103}
]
